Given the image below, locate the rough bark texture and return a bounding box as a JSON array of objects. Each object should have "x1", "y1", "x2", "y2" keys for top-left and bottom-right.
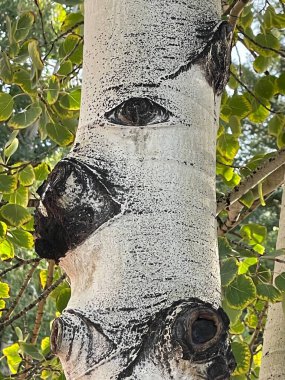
[
  {"x1": 259, "y1": 180, "x2": 285, "y2": 380},
  {"x1": 35, "y1": 0, "x2": 234, "y2": 378}
]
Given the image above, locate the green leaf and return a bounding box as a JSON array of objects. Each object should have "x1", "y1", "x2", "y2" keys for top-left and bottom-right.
[
  {"x1": 34, "y1": 162, "x2": 51, "y2": 181},
  {"x1": 268, "y1": 114, "x2": 285, "y2": 136},
  {"x1": 9, "y1": 229, "x2": 34, "y2": 249},
  {"x1": 228, "y1": 95, "x2": 252, "y2": 119},
  {"x1": 225, "y1": 275, "x2": 256, "y2": 309},
  {"x1": 238, "y1": 257, "x2": 258, "y2": 275},
  {"x1": 217, "y1": 133, "x2": 240, "y2": 161},
  {"x1": 0, "y1": 239, "x2": 15, "y2": 260},
  {"x1": 232, "y1": 342, "x2": 251, "y2": 375},
  {"x1": 13, "y1": 68, "x2": 37, "y2": 95},
  {"x1": 0, "y1": 204, "x2": 32, "y2": 227},
  {"x1": 8, "y1": 104, "x2": 42, "y2": 129},
  {"x1": 60, "y1": 89, "x2": 81, "y2": 111},
  {"x1": 19, "y1": 164, "x2": 35, "y2": 186},
  {"x1": 245, "y1": 311, "x2": 258, "y2": 329},
  {"x1": 255, "y1": 33, "x2": 280, "y2": 57},
  {"x1": 230, "y1": 319, "x2": 245, "y2": 335},
  {"x1": 56, "y1": 287, "x2": 71, "y2": 313},
  {"x1": 277, "y1": 130, "x2": 285, "y2": 149},
  {"x1": 39, "y1": 269, "x2": 48, "y2": 289},
  {"x1": 4, "y1": 138, "x2": 19, "y2": 159},
  {"x1": 28, "y1": 39, "x2": 44, "y2": 70},
  {"x1": 240, "y1": 224, "x2": 267, "y2": 245},
  {"x1": 0, "y1": 174, "x2": 18, "y2": 193},
  {"x1": 221, "y1": 258, "x2": 239, "y2": 286},
  {"x1": 2, "y1": 343, "x2": 22, "y2": 374},
  {"x1": 256, "y1": 284, "x2": 282, "y2": 302},
  {"x1": 275, "y1": 272, "x2": 285, "y2": 291},
  {"x1": 254, "y1": 76, "x2": 276, "y2": 99},
  {"x1": 19, "y1": 342, "x2": 44, "y2": 361},
  {"x1": 218, "y1": 236, "x2": 237, "y2": 258},
  {"x1": 61, "y1": 12, "x2": 84, "y2": 33},
  {"x1": 0, "y1": 221, "x2": 7, "y2": 241},
  {"x1": 240, "y1": 191, "x2": 254, "y2": 208},
  {"x1": 222, "y1": 300, "x2": 242, "y2": 325},
  {"x1": 59, "y1": 35, "x2": 83, "y2": 65},
  {"x1": 0, "y1": 281, "x2": 10, "y2": 298},
  {"x1": 0, "y1": 52, "x2": 13, "y2": 83},
  {"x1": 9, "y1": 185, "x2": 29, "y2": 207},
  {"x1": 46, "y1": 122, "x2": 74, "y2": 147},
  {"x1": 253, "y1": 56, "x2": 271, "y2": 73},
  {"x1": 41, "y1": 337, "x2": 50, "y2": 356},
  {"x1": 0, "y1": 93, "x2": 14, "y2": 121},
  {"x1": 57, "y1": 60, "x2": 73, "y2": 76},
  {"x1": 14, "y1": 12, "x2": 35, "y2": 42},
  {"x1": 46, "y1": 76, "x2": 60, "y2": 105},
  {"x1": 229, "y1": 116, "x2": 241, "y2": 137},
  {"x1": 277, "y1": 72, "x2": 285, "y2": 94}
]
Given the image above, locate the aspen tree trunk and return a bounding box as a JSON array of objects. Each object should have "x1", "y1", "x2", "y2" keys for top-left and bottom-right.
[
  {"x1": 259, "y1": 180, "x2": 285, "y2": 380},
  {"x1": 35, "y1": 0, "x2": 235, "y2": 378}
]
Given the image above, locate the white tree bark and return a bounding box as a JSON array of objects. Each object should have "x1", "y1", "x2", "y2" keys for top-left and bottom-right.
[
  {"x1": 35, "y1": 0, "x2": 235, "y2": 379},
  {"x1": 259, "y1": 180, "x2": 285, "y2": 380}
]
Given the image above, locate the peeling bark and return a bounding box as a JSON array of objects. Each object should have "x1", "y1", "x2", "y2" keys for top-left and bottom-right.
[{"x1": 35, "y1": 0, "x2": 234, "y2": 378}]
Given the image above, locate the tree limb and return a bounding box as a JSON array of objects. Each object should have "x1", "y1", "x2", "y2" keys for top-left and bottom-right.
[
  {"x1": 30, "y1": 260, "x2": 55, "y2": 344},
  {"x1": 0, "y1": 274, "x2": 66, "y2": 330},
  {"x1": 218, "y1": 164, "x2": 285, "y2": 235},
  {"x1": 228, "y1": 0, "x2": 251, "y2": 28},
  {"x1": 217, "y1": 150, "x2": 285, "y2": 215}
]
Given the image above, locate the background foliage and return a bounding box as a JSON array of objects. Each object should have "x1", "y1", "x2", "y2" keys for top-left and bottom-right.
[{"x1": 0, "y1": 0, "x2": 284, "y2": 378}]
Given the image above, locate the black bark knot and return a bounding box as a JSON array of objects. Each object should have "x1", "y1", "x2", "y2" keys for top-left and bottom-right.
[
  {"x1": 172, "y1": 302, "x2": 236, "y2": 379},
  {"x1": 34, "y1": 158, "x2": 121, "y2": 261}
]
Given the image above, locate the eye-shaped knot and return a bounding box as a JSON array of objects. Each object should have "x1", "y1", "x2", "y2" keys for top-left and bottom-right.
[{"x1": 105, "y1": 97, "x2": 170, "y2": 126}]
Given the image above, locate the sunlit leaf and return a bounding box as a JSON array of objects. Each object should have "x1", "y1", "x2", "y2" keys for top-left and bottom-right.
[
  {"x1": 0, "y1": 204, "x2": 32, "y2": 226},
  {"x1": 18, "y1": 164, "x2": 35, "y2": 186},
  {"x1": 8, "y1": 104, "x2": 42, "y2": 129},
  {"x1": 232, "y1": 342, "x2": 251, "y2": 375},
  {"x1": 46, "y1": 122, "x2": 74, "y2": 146},
  {"x1": 0, "y1": 239, "x2": 15, "y2": 260},
  {"x1": 14, "y1": 12, "x2": 35, "y2": 42},
  {"x1": 225, "y1": 275, "x2": 256, "y2": 309},
  {"x1": 0, "y1": 92, "x2": 14, "y2": 121}
]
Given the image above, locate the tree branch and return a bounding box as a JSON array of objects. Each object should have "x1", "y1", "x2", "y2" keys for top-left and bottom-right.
[
  {"x1": 34, "y1": 0, "x2": 47, "y2": 46},
  {"x1": 0, "y1": 274, "x2": 66, "y2": 330},
  {"x1": 0, "y1": 262, "x2": 39, "y2": 322},
  {"x1": 217, "y1": 150, "x2": 285, "y2": 215},
  {"x1": 231, "y1": 71, "x2": 282, "y2": 114},
  {"x1": 228, "y1": 0, "x2": 251, "y2": 28},
  {"x1": 30, "y1": 260, "x2": 55, "y2": 344},
  {"x1": 237, "y1": 26, "x2": 285, "y2": 58},
  {"x1": 0, "y1": 258, "x2": 41, "y2": 278},
  {"x1": 218, "y1": 164, "x2": 285, "y2": 235}
]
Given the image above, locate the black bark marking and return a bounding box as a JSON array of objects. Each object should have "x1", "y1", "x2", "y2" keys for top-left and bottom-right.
[
  {"x1": 105, "y1": 97, "x2": 170, "y2": 126},
  {"x1": 34, "y1": 158, "x2": 121, "y2": 261},
  {"x1": 162, "y1": 21, "x2": 233, "y2": 95},
  {"x1": 118, "y1": 299, "x2": 236, "y2": 379}
]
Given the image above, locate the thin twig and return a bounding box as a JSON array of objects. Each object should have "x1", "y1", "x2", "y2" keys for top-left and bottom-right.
[
  {"x1": 43, "y1": 21, "x2": 84, "y2": 60},
  {"x1": 0, "y1": 274, "x2": 66, "y2": 330},
  {"x1": 0, "y1": 262, "x2": 39, "y2": 322},
  {"x1": 34, "y1": 0, "x2": 47, "y2": 46},
  {"x1": 237, "y1": 26, "x2": 285, "y2": 58},
  {"x1": 231, "y1": 71, "x2": 281, "y2": 114},
  {"x1": 30, "y1": 260, "x2": 55, "y2": 344},
  {"x1": 0, "y1": 258, "x2": 41, "y2": 278}
]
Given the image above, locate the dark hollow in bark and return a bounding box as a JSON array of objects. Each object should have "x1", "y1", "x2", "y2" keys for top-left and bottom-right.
[
  {"x1": 34, "y1": 158, "x2": 121, "y2": 261},
  {"x1": 51, "y1": 299, "x2": 235, "y2": 379}
]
